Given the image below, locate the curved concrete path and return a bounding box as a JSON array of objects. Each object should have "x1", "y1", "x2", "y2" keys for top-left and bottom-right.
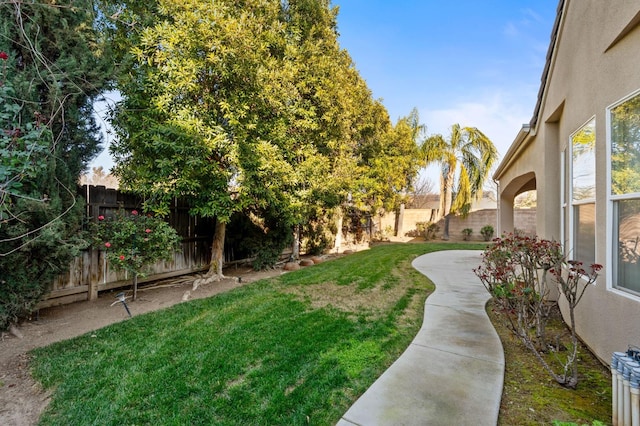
[{"x1": 337, "y1": 250, "x2": 505, "y2": 426}]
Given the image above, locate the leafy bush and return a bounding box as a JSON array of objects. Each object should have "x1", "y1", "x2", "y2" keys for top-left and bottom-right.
[
  {"x1": 462, "y1": 228, "x2": 472, "y2": 240},
  {"x1": 374, "y1": 225, "x2": 394, "y2": 241},
  {"x1": 405, "y1": 222, "x2": 426, "y2": 238},
  {"x1": 0, "y1": 54, "x2": 75, "y2": 330},
  {"x1": 304, "y1": 217, "x2": 335, "y2": 255},
  {"x1": 480, "y1": 224, "x2": 494, "y2": 241},
  {"x1": 474, "y1": 232, "x2": 602, "y2": 388},
  {"x1": 412, "y1": 222, "x2": 441, "y2": 240},
  {"x1": 250, "y1": 225, "x2": 292, "y2": 271},
  {"x1": 90, "y1": 209, "x2": 181, "y2": 300},
  {"x1": 303, "y1": 209, "x2": 337, "y2": 255},
  {"x1": 0, "y1": 198, "x2": 86, "y2": 330}
]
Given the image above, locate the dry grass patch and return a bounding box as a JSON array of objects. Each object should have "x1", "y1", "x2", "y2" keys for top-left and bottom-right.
[{"x1": 281, "y1": 278, "x2": 410, "y2": 319}]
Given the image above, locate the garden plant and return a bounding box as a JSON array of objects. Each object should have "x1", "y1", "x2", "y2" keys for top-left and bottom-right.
[
  {"x1": 91, "y1": 209, "x2": 181, "y2": 300},
  {"x1": 1, "y1": 0, "x2": 112, "y2": 330},
  {"x1": 474, "y1": 232, "x2": 601, "y2": 388},
  {"x1": 480, "y1": 224, "x2": 494, "y2": 241}
]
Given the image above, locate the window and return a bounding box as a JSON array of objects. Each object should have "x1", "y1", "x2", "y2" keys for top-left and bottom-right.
[
  {"x1": 613, "y1": 200, "x2": 640, "y2": 294},
  {"x1": 570, "y1": 118, "x2": 596, "y2": 265},
  {"x1": 610, "y1": 90, "x2": 640, "y2": 294},
  {"x1": 561, "y1": 149, "x2": 566, "y2": 252}
]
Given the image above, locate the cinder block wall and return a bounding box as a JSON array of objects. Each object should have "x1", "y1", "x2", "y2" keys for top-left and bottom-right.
[
  {"x1": 513, "y1": 209, "x2": 537, "y2": 235},
  {"x1": 442, "y1": 209, "x2": 496, "y2": 240},
  {"x1": 376, "y1": 209, "x2": 436, "y2": 236},
  {"x1": 378, "y1": 208, "x2": 537, "y2": 240},
  {"x1": 436, "y1": 209, "x2": 537, "y2": 241}
]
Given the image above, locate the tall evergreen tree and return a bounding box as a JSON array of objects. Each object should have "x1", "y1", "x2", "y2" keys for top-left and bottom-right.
[{"x1": 0, "y1": 0, "x2": 112, "y2": 329}]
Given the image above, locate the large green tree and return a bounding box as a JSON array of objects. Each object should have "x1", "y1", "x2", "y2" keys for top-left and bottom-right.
[
  {"x1": 107, "y1": 0, "x2": 380, "y2": 272},
  {"x1": 247, "y1": 0, "x2": 356, "y2": 258},
  {"x1": 0, "y1": 0, "x2": 112, "y2": 329},
  {"x1": 422, "y1": 123, "x2": 498, "y2": 239},
  {"x1": 355, "y1": 107, "x2": 425, "y2": 222},
  {"x1": 107, "y1": 0, "x2": 289, "y2": 276}
]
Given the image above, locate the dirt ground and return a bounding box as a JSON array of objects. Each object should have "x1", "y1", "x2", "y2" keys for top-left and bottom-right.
[{"x1": 0, "y1": 265, "x2": 286, "y2": 426}]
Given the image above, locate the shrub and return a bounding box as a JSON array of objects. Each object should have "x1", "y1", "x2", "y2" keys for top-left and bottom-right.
[
  {"x1": 304, "y1": 220, "x2": 335, "y2": 255},
  {"x1": 425, "y1": 222, "x2": 439, "y2": 240},
  {"x1": 462, "y1": 228, "x2": 473, "y2": 240},
  {"x1": 249, "y1": 224, "x2": 292, "y2": 271},
  {"x1": 0, "y1": 198, "x2": 87, "y2": 331},
  {"x1": 409, "y1": 222, "x2": 441, "y2": 240},
  {"x1": 480, "y1": 225, "x2": 494, "y2": 241},
  {"x1": 91, "y1": 209, "x2": 181, "y2": 300},
  {"x1": 474, "y1": 232, "x2": 601, "y2": 388},
  {"x1": 406, "y1": 222, "x2": 426, "y2": 238}
]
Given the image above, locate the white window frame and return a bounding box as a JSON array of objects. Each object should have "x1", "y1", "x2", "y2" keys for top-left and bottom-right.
[
  {"x1": 561, "y1": 149, "x2": 566, "y2": 252},
  {"x1": 606, "y1": 88, "x2": 640, "y2": 299},
  {"x1": 568, "y1": 117, "x2": 596, "y2": 265}
]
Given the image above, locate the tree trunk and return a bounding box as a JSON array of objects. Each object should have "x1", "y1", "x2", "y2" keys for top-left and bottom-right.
[
  {"x1": 334, "y1": 208, "x2": 343, "y2": 252},
  {"x1": 292, "y1": 224, "x2": 300, "y2": 260},
  {"x1": 567, "y1": 301, "x2": 580, "y2": 388},
  {"x1": 396, "y1": 203, "x2": 405, "y2": 237},
  {"x1": 442, "y1": 214, "x2": 451, "y2": 240},
  {"x1": 437, "y1": 174, "x2": 446, "y2": 222},
  {"x1": 208, "y1": 219, "x2": 226, "y2": 278},
  {"x1": 443, "y1": 164, "x2": 455, "y2": 217}
]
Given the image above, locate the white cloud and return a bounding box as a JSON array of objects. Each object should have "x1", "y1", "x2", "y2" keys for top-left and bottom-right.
[
  {"x1": 522, "y1": 8, "x2": 545, "y2": 25},
  {"x1": 417, "y1": 87, "x2": 537, "y2": 184},
  {"x1": 421, "y1": 89, "x2": 533, "y2": 159}
]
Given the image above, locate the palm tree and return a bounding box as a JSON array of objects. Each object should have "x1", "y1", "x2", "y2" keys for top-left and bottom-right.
[{"x1": 422, "y1": 124, "x2": 498, "y2": 239}]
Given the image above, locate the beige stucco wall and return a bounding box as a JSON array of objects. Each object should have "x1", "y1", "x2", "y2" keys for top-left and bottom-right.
[{"x1": 495, "y1": 0, "x2": 640, "y2": 364}]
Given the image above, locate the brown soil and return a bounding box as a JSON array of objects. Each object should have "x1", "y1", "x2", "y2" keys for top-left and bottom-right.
[
  {"x1": 488, "y1": 301, "x2": 612, "y2": 424},
  {"x1": 0, "y1": 265, "x2": 284, "y2": 426}
]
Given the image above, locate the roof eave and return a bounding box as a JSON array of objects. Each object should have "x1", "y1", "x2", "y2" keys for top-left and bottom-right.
[{"x1": 493, "y1": 124, "x2": 533, "y2": 180}]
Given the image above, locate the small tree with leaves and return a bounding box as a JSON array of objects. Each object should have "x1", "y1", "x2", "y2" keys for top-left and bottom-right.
[
  {"x1": 91, "y1": 209, "x2": 181, "y2": 301},
  {"x1": 474, "y1": 233, "x2": 602, "y2": 389}
]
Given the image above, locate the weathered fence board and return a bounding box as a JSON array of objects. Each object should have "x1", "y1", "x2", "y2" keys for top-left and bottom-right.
[{"x1": 40, "y1": 185, "x2": 214, "y2": 308}]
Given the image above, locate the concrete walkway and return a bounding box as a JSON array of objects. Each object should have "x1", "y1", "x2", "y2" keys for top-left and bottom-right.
[{"x1": 337, "y1": 250, "x2": 505, "y2": 426}]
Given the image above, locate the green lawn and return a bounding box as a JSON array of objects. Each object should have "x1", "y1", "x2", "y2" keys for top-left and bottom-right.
[{"x1": 30, "y1": 242, "x2": 485, "y2": 425}]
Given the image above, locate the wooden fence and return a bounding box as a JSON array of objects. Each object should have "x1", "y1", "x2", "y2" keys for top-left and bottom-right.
[{"x1": 41, "y1": 185, "x2": 215, "y2": 308}]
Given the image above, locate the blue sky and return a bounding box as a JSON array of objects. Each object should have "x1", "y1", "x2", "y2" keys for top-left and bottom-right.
[
  {"x1": 333, "y1": 0, "x2": 558, "y2": 177},
  {"x1": 91, "y1": 1, "x2": 559, "y2": 179}
]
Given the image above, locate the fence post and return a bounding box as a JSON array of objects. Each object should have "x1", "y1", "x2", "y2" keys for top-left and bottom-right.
[{"x1": 88, "y1": 248, "x2": 99, "y2": 301}]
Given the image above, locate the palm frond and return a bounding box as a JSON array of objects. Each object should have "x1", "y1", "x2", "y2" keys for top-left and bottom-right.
[{"x1": 423, "y1": 123, "x2": 498, "y2": 217}]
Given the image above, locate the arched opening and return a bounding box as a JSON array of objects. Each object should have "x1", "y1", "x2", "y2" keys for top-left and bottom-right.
[{"x1": 498, "y1": 172, "x2": 536, "y2": 235}]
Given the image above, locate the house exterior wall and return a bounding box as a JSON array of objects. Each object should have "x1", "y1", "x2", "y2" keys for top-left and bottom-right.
[{"x1": 494, "y1": 0, "x2": 640, "y2": 364}]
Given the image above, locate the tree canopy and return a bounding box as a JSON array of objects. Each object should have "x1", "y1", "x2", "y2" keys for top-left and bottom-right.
[
  {"x1": 0, "y1": 0, "x2": 431, "y2": 327},
  {"x1": 105, "y1": 0, "x2": 418, "y2": 273}
]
